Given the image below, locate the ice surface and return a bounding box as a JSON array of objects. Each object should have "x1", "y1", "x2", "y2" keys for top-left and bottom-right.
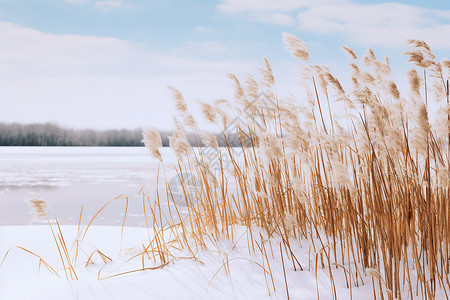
[
  {"x1": 0, "y1": 147, "x2": 179, "y2": 225},
  {"x1": 0, "y1": 147, "x2": 161, "y2": 187}
]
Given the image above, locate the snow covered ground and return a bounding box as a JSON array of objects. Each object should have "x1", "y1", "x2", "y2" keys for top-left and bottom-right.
[{"x1": 0, "y1": 224, "x2": 377, "y2": 300}]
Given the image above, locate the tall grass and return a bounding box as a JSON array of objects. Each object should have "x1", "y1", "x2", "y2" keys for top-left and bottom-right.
[
  {"x1": 142, "y1": 34, "x2": 450, "y2": 299},
  {"x1": 5, "y1": 33, "x2": 449, "y2": 300}
]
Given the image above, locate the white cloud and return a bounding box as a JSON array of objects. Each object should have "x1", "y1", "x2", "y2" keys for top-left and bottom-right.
[
  {"x1": 217, "y1": 0, "x2": 450, "y2": 49},
  {"x1": 0, "y1": 22, "x2": 142, "y2": 76},
  {"x1": 0, "y1": 23, "x2": 247, "y2": 78},
  {"x1": 249, "y1": 12, "x2": 295, "y2": 26},
  {"x1": 0, "y1": 22, "x2": 255, "y2": 129},
  {"x1": 296, "y1": 3, "x2": 450, "y2": 49},
  {"x1": 94, "y1": 1, "x2": 135, "y2": 12}
]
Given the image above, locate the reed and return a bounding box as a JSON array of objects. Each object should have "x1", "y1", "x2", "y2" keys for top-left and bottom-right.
[
  {"x1": 5, "y1": 33, "x2": 449, "y2": 300},
  {"x1": 149, "y1": 34, "x2": 450, "y2": 299}
]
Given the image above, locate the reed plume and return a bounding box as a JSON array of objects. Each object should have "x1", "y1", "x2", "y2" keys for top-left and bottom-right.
[
  {"x1": 227, "y1": 74, "x2": 244, "y2": 100},
  {"x1": 200, "y1": 102, "x2": 216, "y2": 123},
  {"x1": 29, "y1": 198, "x2": 48, "y2": 219},
  {"x1": 341, "y1": 46, "x2": 357, "y2": 60},
  {"x1": 142, "y1": 128, "x2": 163, "y2": 161},
  {"x1": 169, "y1": 118, "x2": 192, "y2": 160},
  {"x1": 168, "y1": 86, "x2": 187, "y2": 113},
  {"x1": 282, "y1": 32, "x2": 309, "y2": 61},
  {"x1": 260, "y1": 57, "x2": 275, "y2": 86}
]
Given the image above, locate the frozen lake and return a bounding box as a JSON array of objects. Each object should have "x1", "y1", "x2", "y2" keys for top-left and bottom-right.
[{"x1": 0, "y1": 147, "x2": 167, "y2": 226}]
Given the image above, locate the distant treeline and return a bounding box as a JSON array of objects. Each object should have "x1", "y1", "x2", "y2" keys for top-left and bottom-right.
[
  {"x1": 0, "y1": 122, "x2": 246, "y2": 147},
  {"x1": 0, "y1": 122, "x2": 143, "y2": 146}
]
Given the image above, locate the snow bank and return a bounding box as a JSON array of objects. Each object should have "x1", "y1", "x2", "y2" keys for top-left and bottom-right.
[{"x1": 0, "y1": 225, "x2": 378, "y2": 300}]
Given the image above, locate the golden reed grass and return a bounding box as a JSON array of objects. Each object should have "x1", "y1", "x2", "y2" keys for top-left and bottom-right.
[
  {"x1": 143, "y1": 34, "x2": 450, "y2": 300},
  {"x1": 4, "y1": 33, "x2": 449, "y2": 300}
]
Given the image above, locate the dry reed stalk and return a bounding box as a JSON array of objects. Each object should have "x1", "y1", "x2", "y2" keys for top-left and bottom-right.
[
  {"x1": 2, "y1": 246, "x2": 60, "y2": 277},
  {"x1": 27, "y1": 198, "x2": 78, "y2": 280},
  {"x1": 9, "y1": 32, "x2": 450, "y2": 300}
]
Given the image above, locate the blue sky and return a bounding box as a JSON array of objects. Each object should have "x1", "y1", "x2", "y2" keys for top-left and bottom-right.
[{"x1": 0, "y1": 0, "x2": 449, "y2": 129}]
